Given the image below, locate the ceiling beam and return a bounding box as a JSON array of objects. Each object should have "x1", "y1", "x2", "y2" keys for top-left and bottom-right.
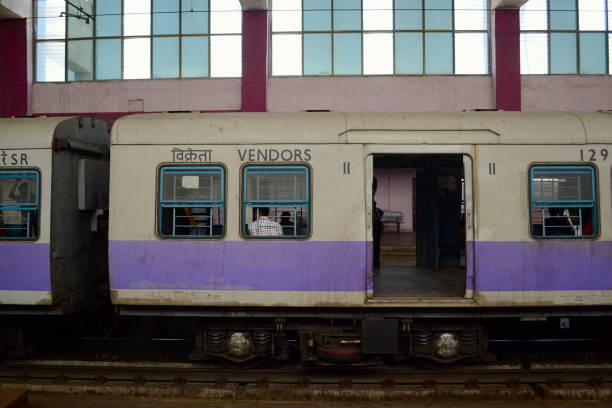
[{"x1": 240, "y1": 0, "x2": 270, "y2": 11}]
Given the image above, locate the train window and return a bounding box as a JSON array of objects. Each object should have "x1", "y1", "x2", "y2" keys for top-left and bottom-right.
[
  {"x1": 0, "y1": 169, "x2": 40, "y2": 240},
  {"x1": 530, "y1": 165, "x2": 598, "y2": 239},
  {"x1": 158, "y1": 165, "x2": 225, "y2": 238},
  {"x1": 242, "y1": 165, "x2": 310, "y2": 238}
]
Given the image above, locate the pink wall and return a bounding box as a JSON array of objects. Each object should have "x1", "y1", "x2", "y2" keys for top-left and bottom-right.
[
  {"x1": 268, "y1": 76, "x2": 493, "y2": 112},
  {"x1": 522, "y1": 76, "x2": 612, "y2": 111},
  {"x1": 374, "y1": 168, "x2": 416, "y2": 231},
  {"x1": 0, "y1": 18, "x2": 30, "y2": 117}
]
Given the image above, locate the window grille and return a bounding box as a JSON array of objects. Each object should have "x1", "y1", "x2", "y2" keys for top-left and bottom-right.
[
  {"x1": 242, "y1": 165, "x2": 310, "y2": 238},
  {"x1": 158, "y1": 165, "x2": 224, "y2": 238},
  {"x1": 0, "y1": 170, "x2": 40, "y2": 240},
  {"x1": 530, "y1": 165, "x2": 598, "y2": 238}
]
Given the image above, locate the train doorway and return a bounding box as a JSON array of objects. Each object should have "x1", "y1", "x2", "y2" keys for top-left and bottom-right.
[{"x1": 370, "y1": 154, "x2": 471, "y2": 300}]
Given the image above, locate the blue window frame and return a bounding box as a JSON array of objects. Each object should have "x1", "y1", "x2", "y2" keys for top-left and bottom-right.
[
  {"x1": 0, "y1": 169, "x2": 40, "y2": 240},
  {"x1": 530, "y1": 165, "x2": 598, "y2": 238},
  {"x1": 159, "y1": 165, "x2": 224, "y2": 238},
  {"x1": 242, "y1": 165, "x2": 310, "y2": 238}
]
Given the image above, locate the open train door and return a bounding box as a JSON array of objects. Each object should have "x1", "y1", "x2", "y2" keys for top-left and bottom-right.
[{"x1": 463, "y1": 155, "x2": 475, "y2": 299}]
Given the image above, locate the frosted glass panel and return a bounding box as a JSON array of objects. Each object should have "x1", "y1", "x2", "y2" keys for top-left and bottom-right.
[
  {"x1": 363, "y1": 33, "x2": 393, "y2": 75},
  {"x1": 454, "y1": 33, "x2": 488, "y2": 74},
  {"x1": 210, "y1": 35, "x2": 242, "y2": 77},
  {"x1": 425, "y1": 32, "x2": 453, "y2": 74},
  {"x1": 68, "y1": 1, "x2": 93, "y2": 38},
  {"x1": 578, "y1": 0, "x2": 606, "y2": 31},
  {"x1": 36, "y1": 0, "x2": 65, "y2": 39},
  {"x1": 96, "y1": 39, "x2": 121, "y2": 79},
  {"x1": 395, "y1": 32, "x2": 423, "y2": 74},
  {"x1": 153, "y1": 0, "x2": 180, "y2": 35},
  {"x1": 395, "y1": 0, "x2": 422, "y2": 30},
  {"x1": 67, "y1": 40, "x2": 93, "y2": 81},
  {"x1": 272, "y1": 0, "x2": 302, "y2": 32},
  {"x1": 550, "y1": 33, "x2": 577, "y2": 74},
  {"x1": 334, "y1": 0, "x2": 362, "y2": 30},
  {"x1": 520, "y1": 0, "x2": 547, "y2": 30},
  {"x1": 123, "y1": 37, "x2": 151, "y2": 79},
  {"x1": 579, "y1": 32, "x2": 606, "y2": 73},
  {"x1": 210, "y1": 0, "x2": 242, "y2": 34},
  {"x1": 363, "y1": 0, "x2": 393, "y2": 31},
  {"x1": 304, "y1": 34, "x2": 332, "y2": 75},
  {"x1": 520, "y1": 33, "x2": 548, "y2": 74},
  {"x1": 304, "y1": 0, "x2": 331, "y2": 31},
  {"x1": 549, "y1": 0, "x2": 576, "y2": 30},
  {"x1": 425, "y1": 0, "x2": 453, "y2": 30},
  {"x1": 153, "y1": 37, "x2": 179, "y2": 78},
  {"x1": 334, "y1": 33, "x2": 362, "y2": 74},
  {"x1": 182, "y1": 36, "x2": 208, "y2": 77},
  {"x1": 36, "y1": 41, "x2": 65, "y2": 82},
  {"x1": 454, "y1": 0, "x2": 487, "y2": 31},
  {"x1": 182, "y1": 0, "x2": 208, "y2": 34},
  {"x1": 272, "y1": 34, "x2": 303, "y2": 75},
  {"x1": 124, "y1": 0, "x2": 151, "y2": 36},
  {"x1": 96, "y1": 0, "x2": 121, "y2": 37}
]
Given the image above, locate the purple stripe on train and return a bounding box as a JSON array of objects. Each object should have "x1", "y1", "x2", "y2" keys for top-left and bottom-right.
[
  {"x1": 0, "y1": 243, "x2": 51, "y2": 291},
  {"x1": 110, "y1": 241, "x2": 368, "y2": 292}
]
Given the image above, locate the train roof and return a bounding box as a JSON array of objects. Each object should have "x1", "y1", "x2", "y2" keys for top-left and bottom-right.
[
  {"x1": 0, "y1": 116, "x2": 109, "y2": 150},
  {"x1": 111, "y1": 111, "x2": 612, "y2": 146}
]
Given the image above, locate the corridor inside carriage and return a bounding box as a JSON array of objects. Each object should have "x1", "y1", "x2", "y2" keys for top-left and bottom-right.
[{"x1": 372, "y1": 154, "x2": 467, "y2": 299}]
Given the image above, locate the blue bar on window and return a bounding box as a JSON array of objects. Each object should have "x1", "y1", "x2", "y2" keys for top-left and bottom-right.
[
  {"x1": 395, "y1": 0, "x2": 423, "y2": 30},
  {"x1": 333, "y1": 0, "x2": 362, "y2": 30},
  {"x1": 579, "y1": 32, "x2": 607, "y2": 74},
  {"x1": 550, "y1": 33, "x2": 577, "y2": 74},
  {"x1": 395, "y1": 32, "x2": 423, "y2": 74},
  {"x1": 425, "y1": 32, "x2": 453, "y2": 74},
  {"x1": 334, "y1": 33, "x2": 362, "y2": 75},
  {"x1": 153, "y1": 37, "x2": 180, "y2": 78},
  {"x1": 304, "y1": 0, "x2": 332, "y2": 31},
  {"x1": 425, "y1": 0, "x2": 452, "y2": 30},
  {"x1": 182, "y1": 36, "x2": 209, "y2": 77}
]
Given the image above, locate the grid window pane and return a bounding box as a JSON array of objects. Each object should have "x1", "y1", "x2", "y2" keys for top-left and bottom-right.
[
  {"x1": 304, "y1": 33, "x2": 332, "y2": 75},
  {"x1": 304, "y1": 0, "x2": 332, "y2": 31},
  {"x1": 67, "y1": 39, "x2": 93, "y2": 81},
  {"x1": 425, "y1": 32, "x2": 453, "y2": 74},
  {"x1": 272, "y1": 34, "x2": 303, "y2": 75},
  {"x1": 395, "y1": 0, "x2": 422, "y2": 30},
  {"x1": 123, "y1": 37, "x2": 151, "y2": 79},
  {"x1": 334, "y1": 33, "x2": 362, "y2": 74},
  {"x1": 210, "y1": 0, "x2": 242, "y2": 34},
  {"x1": 395, "y1": 32, "x2": 423, "y2": 74},
  {"x1": 95, "y1": 39, "x2": 122, "y2": 80},
  {"x1": 182, "y1": 36, "x2": 209, "y2": 77},
  {"x1": 363, "y1": 0, "x2": 393, "y2": 31},
  {"x1": 153, "y1": 37, "x2": 180, "y2": 78},
  {"x1": 182, "y1": 0, "x2": 209, "y2": 34},
  {"x1": 549, "y1": 0, "x2": 577, "y2": 30},
  {"x1": 609, "y1": 0, "x2": 612, "y2": 29},
  {"x1": 550, "y1": 33, "x2": 577, "y2": 74},
  {"x1": 36, "y1": 0, "x2": 66, "y2": 39},
  {"x1": 334, "y1": 0, "x2": 362, "y2": 31},
  {"x1": 520, "y1": 0, "x2": 548, "y2": 30},
  {"x1": 96, "y1": 0, "x2": 122, "y2": 37},
  {"x1": 36, "y1": 41, "x2": 65, "y2": 82},
  {"x1": 68, "y1": 1, "x2": 94, "y2": 38},
  {"x1": 579, "y1": 32, "x2": 607, "y2": 73},
  {"x1": 273, "y1": 0, "x2": 302, "y2": 32},
  {"x1": 425, "y1": 0, "x2": 453, "y2": 30},
  {"x1": 0, "y1": 170, "x2": 40, "y2": 240},
  {"x1": 123, "y1": 0, "x2": 151, "y2": 36},
  {"x1": 153, "y1": 0, "x2": 180, "y2": 35},
  {"x1": 520, "y1": 33, "x2": 548, "y2": 74},
  {"x1": 609, "y1": 33, "x2": 612, "y2": 74},
  {"x1": 363, "y1": 33, "x2": 393, "y2": 75},
  {"x1": 578, "y1": 0, "x2": 606, "y2": 31},
  {"x1": 454, "y1": 33, "x2": 488, "y2": 74},
  {"x1": 210, "y1": 35, "x2": 242, "y2": 77},
  {"x1": 454, "y1": 0, "x2": 487, "y2": 31}
]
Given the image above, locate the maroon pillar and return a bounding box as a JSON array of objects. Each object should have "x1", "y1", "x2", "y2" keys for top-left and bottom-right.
[
  {"x1": 494, "y1": 9, "x2": 521, "y2": 111},
  {"x1": 241, "y1": 10, "x2": 269, "y2": 112},
  {"x1": 0, "y1": 19, "x2": 29, "y2": 117}
]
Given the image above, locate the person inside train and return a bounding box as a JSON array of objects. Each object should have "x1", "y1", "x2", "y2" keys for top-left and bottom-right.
[
  {"x1": 581, "y1": 207, "x2": 594, "y2": 236},
  {"x1": 544, "y1": 207, "x2": 573, "y2": 236},
  {"x1": 372, "y1": 177, "x2": 383, "y2": 269},
  {"x1": 248, "y1": 207, "x2": 283, "y2": 237},
  {"x1": 279, "y1": 211, "x2": 295, "y2": 236}
]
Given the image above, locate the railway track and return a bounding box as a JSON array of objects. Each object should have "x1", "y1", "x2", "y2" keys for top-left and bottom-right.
[{"x1": 1, "y1": 360, "x2": 611, "y2": 401}]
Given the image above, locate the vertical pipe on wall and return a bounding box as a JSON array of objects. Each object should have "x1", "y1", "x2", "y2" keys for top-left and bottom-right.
[
  {"x1": 493, "y1": 9, "x2": 521, "y2": 111},
  {"x1": 241, "y1": 10, "x2": 269, "y2": 112},
  {"x1": 0, "y1": 19, "x2": 30, "y2": 117}
]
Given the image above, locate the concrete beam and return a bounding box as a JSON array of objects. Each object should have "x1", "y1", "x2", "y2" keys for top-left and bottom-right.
[
  {"x1": 0, "y1": 0, "x2": 32, "y2": 19},
  {"x1": 240, "y1": 0, "x2": 270, "y2": 11},
  {"x1": 491, "y1": 0, "x2": 529, "y2": 10}
]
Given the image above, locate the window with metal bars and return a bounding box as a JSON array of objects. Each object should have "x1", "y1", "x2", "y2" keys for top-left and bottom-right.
[
  {"x1": 0, "y1": 170, "x2": 40, "y2": 240},
  {"x1": 530, "y1": 165, "x2": 598, "y2": 238},
  {"x1": 158, "y1": 165, "x2": 225, "y2": 238},
  {"x1": 242, "y1": 165, "x2": 310, "y2": 238}
]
